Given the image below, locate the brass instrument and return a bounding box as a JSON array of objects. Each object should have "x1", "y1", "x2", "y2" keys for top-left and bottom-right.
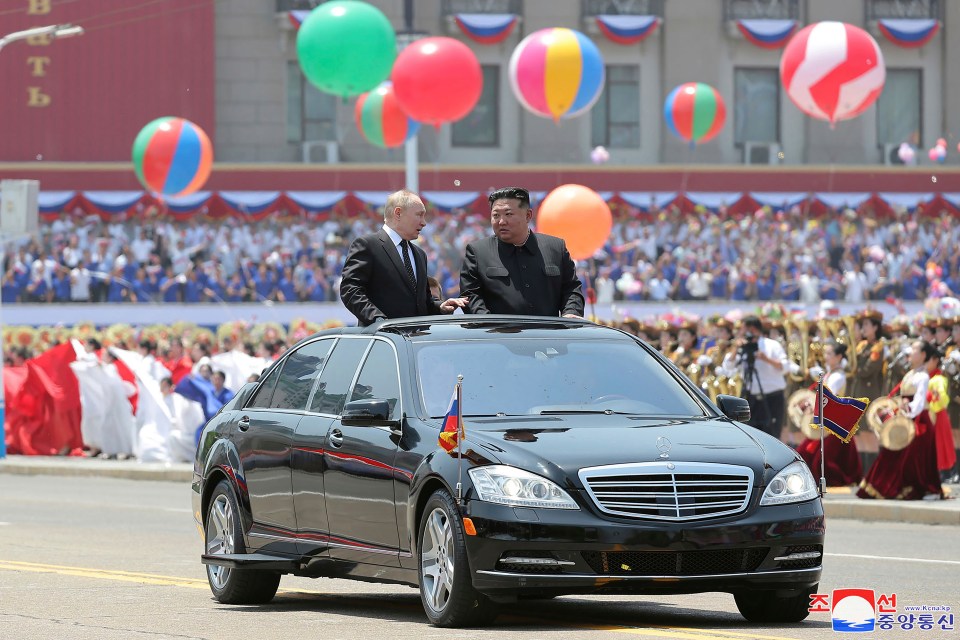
[
  {"x1": 783, "y1": 317, "x2": 810, "y2": 383},
  {"x1": 840, "y1": 315, "x2": 858, "y2": 377},
  {"x1": 685, "y1": 362, "x2": 702, "y2": 387}
]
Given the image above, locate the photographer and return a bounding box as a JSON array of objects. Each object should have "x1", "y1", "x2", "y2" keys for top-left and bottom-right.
[{"x1": 721, "y1": 315, "x2": 788, "y2": 439}]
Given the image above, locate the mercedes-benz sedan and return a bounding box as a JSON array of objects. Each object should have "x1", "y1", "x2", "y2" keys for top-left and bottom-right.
[{"x1": 193, "y1": 316, "x2": 824, "y2": 627}]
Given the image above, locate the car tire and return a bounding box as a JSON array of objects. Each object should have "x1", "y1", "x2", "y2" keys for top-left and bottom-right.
[
  {"x1": 204, "y1": 479, "x2": 281, "y2": 604},
  {"x1": 734, "y1": 585, "x2": 815, "y2": 623},
  {"x1": 417, "y1": 489, "x2": 498, "y2": 627}
]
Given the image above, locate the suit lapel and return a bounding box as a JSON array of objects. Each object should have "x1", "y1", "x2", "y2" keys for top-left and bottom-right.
[{"x1": 377, "y1": 229, "x2": 414, "y2": 292}]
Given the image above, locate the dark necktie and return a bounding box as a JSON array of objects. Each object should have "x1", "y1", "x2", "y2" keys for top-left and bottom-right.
[{"x1": 400, "y1": 240, "x2": 416, "y2": 291}]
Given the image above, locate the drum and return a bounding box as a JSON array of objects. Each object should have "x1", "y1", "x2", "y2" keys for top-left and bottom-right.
[
  {"x1": 864, "y1": 397, "x2": 900, "y2": 435},
  {"x1": 786, "y1": 389, "x2": 819, "y2": 440},
  {"x1": 877, "y1": 415, "x2": 916, "y2": 451}
]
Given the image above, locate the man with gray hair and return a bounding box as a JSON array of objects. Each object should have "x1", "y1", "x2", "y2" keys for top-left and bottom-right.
[{"x1": 340, "y1": 190, "x2": 466, "y2": 326}]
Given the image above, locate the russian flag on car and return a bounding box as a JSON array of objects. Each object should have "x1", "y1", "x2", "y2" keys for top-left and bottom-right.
[{"x1": 438, "y1": 381, "x2": 463, "y2": 453}]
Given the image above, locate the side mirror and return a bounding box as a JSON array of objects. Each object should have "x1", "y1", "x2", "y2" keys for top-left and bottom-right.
[
  {"x1": 341, "y1": 399, "x2": 399, "y2": 428},
  {"x1": 716, "y1": 394, "x2": 751, "y2": 423}
]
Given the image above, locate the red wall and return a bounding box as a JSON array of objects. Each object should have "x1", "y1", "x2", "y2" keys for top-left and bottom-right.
[{"x1": 0, "y1": 0, "x2": 215, "y2": 162}]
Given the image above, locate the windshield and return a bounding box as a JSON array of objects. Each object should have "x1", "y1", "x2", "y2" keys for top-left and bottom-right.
[{"x1": 415, "y1": 338, "x2": 707, "y2": 419}]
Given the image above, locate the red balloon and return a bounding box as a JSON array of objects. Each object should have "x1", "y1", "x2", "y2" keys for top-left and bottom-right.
[{"x1": 392, "y1": 37, "x2": 483, "y2": 126}]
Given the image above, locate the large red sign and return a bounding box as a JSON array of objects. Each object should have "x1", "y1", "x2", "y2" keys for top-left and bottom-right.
[{"x1": 0, "y1": 0, "x2": 214, "y2": 162}]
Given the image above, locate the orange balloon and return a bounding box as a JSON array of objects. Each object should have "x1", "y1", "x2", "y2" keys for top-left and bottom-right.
[{"x1": 536, "y1": 184, "x2": 612, "y2": 261}]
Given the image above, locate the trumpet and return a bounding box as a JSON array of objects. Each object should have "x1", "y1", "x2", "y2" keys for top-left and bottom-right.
[{"x1": 783, "y1": 317, "x2": 810, "y2": 383}]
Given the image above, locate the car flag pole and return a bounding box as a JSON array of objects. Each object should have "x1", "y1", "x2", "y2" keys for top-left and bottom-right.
[
  {"x1": 817, "y1": 370, "x2": 826, "y2": 498},
  {"x1": 456, "y1": 374, "x2": 464, "y2": 505}
]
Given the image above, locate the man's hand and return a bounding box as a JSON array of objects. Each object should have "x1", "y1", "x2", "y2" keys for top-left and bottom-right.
[
  {"x1": 440, "y1": 297, "x2": 468, "y2": 314},
  {"x1": 562, "y1": 313, "x2": 582, "y2": 319}
]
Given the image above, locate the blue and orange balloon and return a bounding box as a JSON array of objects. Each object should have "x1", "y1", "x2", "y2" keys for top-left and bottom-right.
[
  {"x1": 132, "y1": 117, "x2": 213, "y2": 196},
  {"x1": 354, "y1": 82, "x2": 419, "y2": 148},
  {"x1": 663, "y1": 82, "x2": 726, "y2": 146},
  {"x1": 508, "y1": 28, "x2": 605, "y2": 122}
]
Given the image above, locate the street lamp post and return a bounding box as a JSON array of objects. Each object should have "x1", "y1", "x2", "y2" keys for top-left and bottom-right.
[
  {"x1": 0, "y1": 23, "x2": 84, "y2": 53},
  {"x1": 0, "y1": 23, "x2": 83, "y2": 458}
]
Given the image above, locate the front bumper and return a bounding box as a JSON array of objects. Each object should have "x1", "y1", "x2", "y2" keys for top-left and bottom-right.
[{"x1": 462, "y1": 496, "x2": 824, "y2": 598}]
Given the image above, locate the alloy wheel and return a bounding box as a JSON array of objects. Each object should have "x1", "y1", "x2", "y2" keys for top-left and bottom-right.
[
  {"x1": 206, "y1": 493, "x2": 235, "y2": 590},
  {"x1": 420, "y1": 507, "x2": 455, "y2": 613}
]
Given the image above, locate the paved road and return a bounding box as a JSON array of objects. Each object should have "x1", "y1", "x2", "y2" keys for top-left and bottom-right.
[{"x1": 0, "y1": 475, "x2": 957, "y2": 640}]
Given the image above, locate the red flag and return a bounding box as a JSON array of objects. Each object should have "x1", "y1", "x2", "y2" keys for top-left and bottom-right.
[{"x1": 438, "y1": 382, "x2": 462, "y2": 453}]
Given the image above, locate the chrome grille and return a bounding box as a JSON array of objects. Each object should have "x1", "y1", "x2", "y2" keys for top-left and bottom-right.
[{"x1": 579, "y1": 462, "x2": 754, "y2": 521}]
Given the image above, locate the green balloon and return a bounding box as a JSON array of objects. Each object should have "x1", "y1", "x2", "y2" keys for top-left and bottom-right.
[{"x1": 296, "y1": 1, "x2": 396, "y2": 98}]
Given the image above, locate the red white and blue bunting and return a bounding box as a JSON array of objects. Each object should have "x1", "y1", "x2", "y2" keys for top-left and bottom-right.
[
  {"x1": 877, "y1": 19, "x2": 940, "y2": 48},
  {"x1": 735, "y1": 19, "x2": 798, "y2": 49},
  {"x1": 37, "y1": 191, "x2": 960, "y2": 221},
  {"x1": 595, "y1": 15, "x2": 661, "y2": 45},
  {"x1": 287, "y1": 10, "x2": 310, "y2": 29},
  {"x1": 453, "y1": 13, "x2": 518, "y2": 44}
]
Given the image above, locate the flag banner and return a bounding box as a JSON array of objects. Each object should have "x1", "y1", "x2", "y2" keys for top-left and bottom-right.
[
  {"x1": 438, "y1": 381, "x2": 462, "y2": 453},
  {"x1": 877, "y1": 19, "x2": 940, "y2": 48},
  {"x1": 596, "y1": 15, "x2": 661, "y2": 45},
  {"x1": 454, "y1": 13, "x2": 518, "y2": 45},
  {"x1": 810, "y1": 383, "x2": 869, "y2": 443},
  {"x1": 736, "y1": 19, "x2": 798, "y2": 49}
]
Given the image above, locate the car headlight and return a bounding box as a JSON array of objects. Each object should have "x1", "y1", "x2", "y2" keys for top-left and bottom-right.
[
  {"x1": 760, "y1": 461, "x2": 819, "y2": 506},
  {"x1": 468, "y1": 465, "x2": 579, "y2": 510}
]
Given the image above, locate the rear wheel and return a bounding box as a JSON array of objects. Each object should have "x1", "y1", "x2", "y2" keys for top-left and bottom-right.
[
  {"x1": 734, "y1": 585, "x2": 815, "y2": 623},
  {"x1": 418, "y1": 489, "x2": 498, "y2": 627},
  {"x1": 205, "y1": 480, "x2": 281, "y2": 604}
]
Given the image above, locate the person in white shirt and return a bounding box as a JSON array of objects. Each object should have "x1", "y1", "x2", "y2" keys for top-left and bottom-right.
[
  {"x1": 721, "y1": 315, "x2": 788, "y2": 439},
  {"x1": 70, "y1": 261, "x2": 92, "y2": 301}
]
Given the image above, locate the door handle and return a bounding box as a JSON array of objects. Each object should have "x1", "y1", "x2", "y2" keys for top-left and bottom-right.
[
  {"x1": 329, "y1": 428, "x2": 344, "y2": 448},
  {"x1": 237, "y1": 415, "x2": 250, "y2": 432}
]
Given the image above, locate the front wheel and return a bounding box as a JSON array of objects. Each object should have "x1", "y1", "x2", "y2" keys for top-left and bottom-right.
[
  {"x1": 734, "y1": 585, "x2": 815, "y2": 623},
  {"x1": 418, "y1": 489, "x2": 498, "y2": 627},
  {"x1": 204, "y1": 479, "x2": 281, "y2": 604}
]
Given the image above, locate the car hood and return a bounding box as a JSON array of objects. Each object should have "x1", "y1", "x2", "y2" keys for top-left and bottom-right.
[{"x1": 464, "y1": 416, "x2": 789, "y2": 489}]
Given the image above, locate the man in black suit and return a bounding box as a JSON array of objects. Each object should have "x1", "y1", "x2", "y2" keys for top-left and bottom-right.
[
  {"x1": 460, "y1": 187, "x2": 584, "y2": 317},
  {"x1": 340, "y1": 190, "x2": 466, "y2": 326}
]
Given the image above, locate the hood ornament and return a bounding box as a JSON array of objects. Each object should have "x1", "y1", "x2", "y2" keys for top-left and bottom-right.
[{"x1": 656, "y1": 436, "x2": 672, "y2": 459}]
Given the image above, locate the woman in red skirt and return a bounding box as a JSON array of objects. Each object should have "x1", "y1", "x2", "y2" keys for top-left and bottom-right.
[
  {"x1": 858, "y1": 340, "x2": 944, "y2": 500},
  {"x1": 798, "y1": 341, "x2": 862, "y2": 486}
]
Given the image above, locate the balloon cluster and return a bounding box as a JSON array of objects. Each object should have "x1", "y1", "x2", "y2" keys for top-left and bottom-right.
[
  {"x1": 897, "y1": 142, "x2": 917, "y2": 165},
  {"x1": 928, "y1": 138, "x2": 948, "y2": 164}
]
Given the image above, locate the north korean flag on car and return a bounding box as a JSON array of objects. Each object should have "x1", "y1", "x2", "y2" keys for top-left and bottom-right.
[
  {"x1": 438, "y1": 381, "x2": 463, "y2": 453},
  {"x1": 810, "y1": 382, "x2": 870, "y2": 443}
]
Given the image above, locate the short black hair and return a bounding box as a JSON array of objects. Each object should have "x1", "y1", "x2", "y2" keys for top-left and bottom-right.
[
  {"x1": 743, "y1": 315, "x2": 763, "y2": 331},
  {"x1": 488, "y1": 187, "x2": 530, "y2": 209}
]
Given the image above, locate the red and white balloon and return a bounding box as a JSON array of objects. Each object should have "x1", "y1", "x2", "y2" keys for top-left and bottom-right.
[{"x1": 780, "y1": 21, "x2": 885, "y2": 125}]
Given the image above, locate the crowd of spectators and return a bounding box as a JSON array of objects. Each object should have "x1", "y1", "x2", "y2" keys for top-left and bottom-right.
[{"x1": 3, "y1": 204, "x2": 959, "y2": 305}]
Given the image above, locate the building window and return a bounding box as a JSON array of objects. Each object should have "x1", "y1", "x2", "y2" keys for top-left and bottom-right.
[
  {"x1": 287, "y1": 61, "x2": 337, "y2": 143},
  {"x1": 591, "y1": 65, "x2": 640, "y2": 148},
  {"x1": 452, "y1": 65, "x2": 500, "y2": 147},
  {"x1": 865, "y1": 0, "x2": 941, "y2": 21},
  {"x1": 876, "y1": 69, "x2": 922, "y2": 147},
  {"x1": 581, "y1": 0, "x2": 664, "y2": 17},
  {"x1": 734, "y1": 68, "x2": 780, "y2": 144}
]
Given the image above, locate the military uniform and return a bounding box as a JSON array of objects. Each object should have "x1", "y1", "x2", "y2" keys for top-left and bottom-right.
[{"x1": 849, "y1": 339, "x2": 884, "y2": 400}]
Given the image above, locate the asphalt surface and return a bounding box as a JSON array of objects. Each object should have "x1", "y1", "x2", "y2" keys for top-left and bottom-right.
[
  {"x1": 0, "y1": 473, "x2": 958, "y2": 640},
  {"x1": 2, "y1": 455, "x2": 958, "y2": 525}
]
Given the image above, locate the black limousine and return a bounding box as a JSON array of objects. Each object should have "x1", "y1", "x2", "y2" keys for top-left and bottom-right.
[{"x1": 193, "y1": 316, "x2": 824, "y2": 627}]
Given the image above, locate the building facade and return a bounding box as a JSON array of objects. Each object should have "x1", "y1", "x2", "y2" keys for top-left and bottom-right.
[{"x1": 225, "y1": 0, "x2": 958, "y2": 166}]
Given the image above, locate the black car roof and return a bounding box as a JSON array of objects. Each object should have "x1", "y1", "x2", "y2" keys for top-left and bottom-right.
[{"x1": 363, "y1": 315, "x2": 634, "y2": 342}]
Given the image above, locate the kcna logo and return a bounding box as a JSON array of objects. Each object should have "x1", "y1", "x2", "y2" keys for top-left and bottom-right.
[{"x1": 809, "y1": 589, "x2": 892, "y2": 632}]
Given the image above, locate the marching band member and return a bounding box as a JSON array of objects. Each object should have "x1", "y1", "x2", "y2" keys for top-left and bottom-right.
[
  {"x1": 670, "y1": 321, "x2": 700, "y2": 369},
  {"x1": 858, "y1": 340, "x2": 944, "y2": 500},
  {"x1": 797, "y1": 341, "x2": 862, "y2": 486},
  {"x1": 926, "y1": 349, "x2": 957, "y2": 479},
  {"x1": 849, "y1": 310, "x2": 885, "y2": 401}
]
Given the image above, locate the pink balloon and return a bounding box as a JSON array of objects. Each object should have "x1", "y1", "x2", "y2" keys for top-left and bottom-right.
[
  {"x1": 936, "y1": 138, "x2": 947, "y2": 148},
  {"x1": 392, "y1": 37, "x2": 483, "y2": 127}
]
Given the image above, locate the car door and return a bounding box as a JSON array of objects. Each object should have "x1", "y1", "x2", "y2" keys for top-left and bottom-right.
[
  {"x1": 322, "y1": 338, "x2": 404, "y2": 566},
  {"x1": 288, "y1": 337, "x2": 337, "y2": 557},
  {"x1": 233, "y1": 342, "x2": 325, "y2": 554}
]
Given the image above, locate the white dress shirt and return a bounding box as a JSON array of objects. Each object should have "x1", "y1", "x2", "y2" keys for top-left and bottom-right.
[{"x1": 382, "y1": 225, "x2": 416, "y2": 282}]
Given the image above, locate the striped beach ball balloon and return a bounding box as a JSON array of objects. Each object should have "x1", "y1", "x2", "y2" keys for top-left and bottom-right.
[
  {"x1": 508, "y1": 28, "x2": 605, "y2": 121},
  {"x1": 780, "y1": 22, "x2": 886, "y2": 125},
  {"x1": 132, "y1": 117, "x2": 213, "y2": 197},
  {"x1": 354, "y1": 82, "x2": 420, "y2": 149},
  {"x1": 663, "y1": 82, "x2": 726, "y2": 146}
]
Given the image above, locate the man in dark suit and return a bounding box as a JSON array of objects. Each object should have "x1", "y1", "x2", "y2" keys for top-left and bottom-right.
[
  {"x1": 460, "y1": 187, "x2": 584, "y2": 317},
  {"x1": 340, "y1": 190, "x2": 466, "y2": 326}
]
